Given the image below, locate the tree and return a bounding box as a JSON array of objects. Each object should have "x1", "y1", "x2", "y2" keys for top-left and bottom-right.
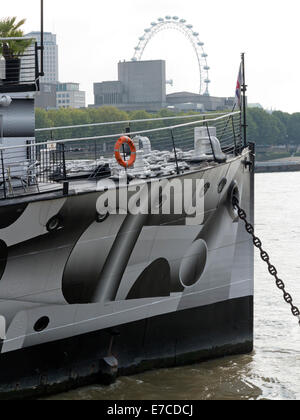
[
  {"x1": 272, "y1": 111, "x2": 290, "y2": 128},
  {"x1": 287, "y1": 113, "x2": 300, "y2": 144},
  {"x1": 35, "y1": 108, "x2": 52, "y2": 129},
  {"x1": 34, "y1": 106, "x2": 300, "y2": 148},
  {"x1": 247, "y1": 108, "x2": 287, "y2": 145},
  {"x1": 271, "y1": 115, "x2": 287, "y2": 145},
  {"x1": 246, "y1": 110, "x2": 259, "y2": 143},
  {"x1": 35, "y1": 109, "x2": 53, "y2": 142}
]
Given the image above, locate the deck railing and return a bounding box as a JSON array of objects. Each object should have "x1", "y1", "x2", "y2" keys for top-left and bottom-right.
[{"x1": 0, "y1": 111, "x2": 242, "y2": 200}]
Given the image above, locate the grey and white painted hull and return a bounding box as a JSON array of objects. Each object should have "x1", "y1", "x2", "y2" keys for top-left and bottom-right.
[{"x1": 0, "y1": 149, "x2": 254, "y2": 398}]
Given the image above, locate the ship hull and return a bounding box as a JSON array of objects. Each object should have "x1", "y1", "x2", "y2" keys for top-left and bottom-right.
[
  {"x1": 0, "y1": 149, "x2": 254, "y2": 399},
  {"x1": 0, "y1": 296, "x2": 253, "y2": 400}
]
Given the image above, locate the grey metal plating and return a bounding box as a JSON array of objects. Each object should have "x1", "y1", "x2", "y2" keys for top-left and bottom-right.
[
  {"x1": 0, "y1": 148, "x2": 254, "y2": 356},
  {"x1": 0, "y1": 33, "x2": 254, "y2": 398}
]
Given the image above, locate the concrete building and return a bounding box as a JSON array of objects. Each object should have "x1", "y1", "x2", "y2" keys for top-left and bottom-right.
[
  {"x1": 118, "y1": 60, "x2": 166, "y2": 107},
  {"x1": 93, "y1": 60, "x2": 166, "y2": 112},
  {"x1": 26, "y1": 32, "x2": 59, "y2": 84},
  {"x1": 93, "y1": 60, "x2": 234, "y2": 112},
  {"x1": 35, "y1": 83, "x2": 57, "y2": 109},
  {"x1": 166, "y1": 92, "x2": 235, "y2": 111},
  {"x1": 56, "y1": 83, "x2": 86, "y2": 109},
  {"x1": 94, "y1": 81, "x2": 123, "y2": 106}
]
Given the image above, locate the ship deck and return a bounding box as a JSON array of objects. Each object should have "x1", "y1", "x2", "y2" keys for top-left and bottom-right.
[{"x1": 0, "y1": 111, "x2": 244, "y2": 205}]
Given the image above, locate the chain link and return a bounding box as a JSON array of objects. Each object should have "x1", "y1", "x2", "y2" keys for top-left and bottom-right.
[{"x1": 233, "y1": 197, "x2": 300, "y2": 325}]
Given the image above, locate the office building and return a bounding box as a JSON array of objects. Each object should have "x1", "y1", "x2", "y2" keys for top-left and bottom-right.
[
  {"x1": 26, "y1": 31, "x2": 59, "y2": 84},
  {"x1": 94, "y1": 81, "x2": 124, "y2": 106},
  {"x1": 93, "y1": 59, "x2": 234, "y2": 112},
  {"x1": 166, "y1": 92, "x2": 235, "y2": 111},
  {"x1": 56, "y1": 83, "x2": 86, "y2": 109},
  {"x1": 118, "y1": 60, "x2": 166, "y2": 106},
  {"x1": 93, "y1": 60, "x2": 166, "y2": 112}
]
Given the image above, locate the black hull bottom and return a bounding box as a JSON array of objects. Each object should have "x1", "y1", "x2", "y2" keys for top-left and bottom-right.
[{"x1": 0, "y1": 296, "x2": 253, "y2": 400}]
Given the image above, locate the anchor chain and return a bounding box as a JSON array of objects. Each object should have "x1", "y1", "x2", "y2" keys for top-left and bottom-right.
[{"x1": 233, "y1": 197, "x2": 300, "y2": 325}]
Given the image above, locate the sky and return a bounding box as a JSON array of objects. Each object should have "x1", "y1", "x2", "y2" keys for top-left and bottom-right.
[{"x1": 1, "y1": 0, "x2": 299, "y2": 113}]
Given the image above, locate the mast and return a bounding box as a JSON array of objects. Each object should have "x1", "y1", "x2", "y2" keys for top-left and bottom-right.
[
  {"x1": 40, "y1": 0, "x2": 45, "y2": 77},
  {"x1": 241, "y1": 52, "x2": 247, "y2": 147}
]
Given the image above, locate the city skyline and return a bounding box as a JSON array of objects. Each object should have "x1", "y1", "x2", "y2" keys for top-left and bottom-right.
[{"x1": 1, "y1": 0, "x2": 299, "y2": 112}]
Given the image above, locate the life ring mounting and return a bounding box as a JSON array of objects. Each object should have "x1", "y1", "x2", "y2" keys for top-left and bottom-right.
[{"x1": 114, "y1": 136, "x2": 137, "y2": 168}]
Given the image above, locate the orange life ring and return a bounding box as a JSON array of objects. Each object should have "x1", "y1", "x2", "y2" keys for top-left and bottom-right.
[{"x1": 114, "y1": 136, "x2": 137, "y2": 168}]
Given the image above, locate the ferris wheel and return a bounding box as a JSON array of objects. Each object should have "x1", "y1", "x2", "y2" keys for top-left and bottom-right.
[{"x1": 132, "y1": 16, "x2": 211, "y2": 96}]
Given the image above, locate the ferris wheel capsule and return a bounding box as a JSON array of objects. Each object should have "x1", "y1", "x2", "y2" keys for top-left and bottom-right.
[
  {"x1": 198, "y1": 41, "x2": 204, "y2": 46},
  {"x1": 151, "y1": 22, "x2": 157, "y2": 26},
  {"x1": 158, "y1": 18, "x2": 164, "y2": 22},
  {"x1": 165, "y1": 16, "x2": 172, "y2": 20},
  {"x1": 202, "y1": 53, "x2": 208, "y2": 58},
  {"x1": 186, "y1": 24, "x2": 193, "y2": 29},
  {"x1": 173, "y1": 16, "x2": 179, "y2": 20},
  {"x1": 180, "y1": 19, "x2": 186, "y2": 23}
]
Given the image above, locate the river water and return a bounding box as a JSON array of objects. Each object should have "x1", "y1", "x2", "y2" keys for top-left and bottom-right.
[{"x1": 50, "y1": 172, "x2": 300, "y2": 400}]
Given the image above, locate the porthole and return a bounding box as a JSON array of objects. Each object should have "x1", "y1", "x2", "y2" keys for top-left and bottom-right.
[
  {"x1": 200, "y1": 182, "x2": 210, "y2": 198},
  {"x1": 46, "y1": 215, "x2": 63, "y2": 232},
  {"x1": 227, "y1": 181, "x2": 241, "y2": 221},
  {"x1": 34, "y1": 317, "x2": 50, "y2": 332},
  {"x1": 218, "y1": 178, "x2": 227, "y2": 194}
]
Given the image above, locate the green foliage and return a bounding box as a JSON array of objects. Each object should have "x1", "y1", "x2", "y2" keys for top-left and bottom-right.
[
  {"x1": 287, "y1": 113, "x2": 300, "y2": 144},
  {"x1": 247, "y1": 108, "x2": 287, "y2": 145},
  {"x1": 35, "y1": 108, "x2": 53, "y2": 129},
  {"x1": 35, "y1": 106, "x2": 300, "y2": 148},
  {"x1": 272, "y1": 111, "x2": 290, "y2": 127},
  {"x1": 0, "y1": 17, "x2": 32, "y2": 58},
  {"x1": 247, "y1": 108, "x2": 300, "y2": 146}
]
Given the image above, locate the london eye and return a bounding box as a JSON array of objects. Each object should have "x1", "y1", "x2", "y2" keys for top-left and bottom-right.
[{"x1": 132, "y1": 16, "x2": 211, "y2": 96}]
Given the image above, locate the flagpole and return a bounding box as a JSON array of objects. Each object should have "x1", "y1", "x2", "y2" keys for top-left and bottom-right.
[
  {"x1": 241, "y1": 52, "x2": 247, "y2": 147},
  {"x1": 40, "y1": 0, "x2": 45, "y2": 77}
]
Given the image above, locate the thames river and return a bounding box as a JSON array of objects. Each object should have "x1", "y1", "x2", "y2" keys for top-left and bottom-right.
[{"x1": 49, "y1": 172, "x2": 300, "y2": 401}]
